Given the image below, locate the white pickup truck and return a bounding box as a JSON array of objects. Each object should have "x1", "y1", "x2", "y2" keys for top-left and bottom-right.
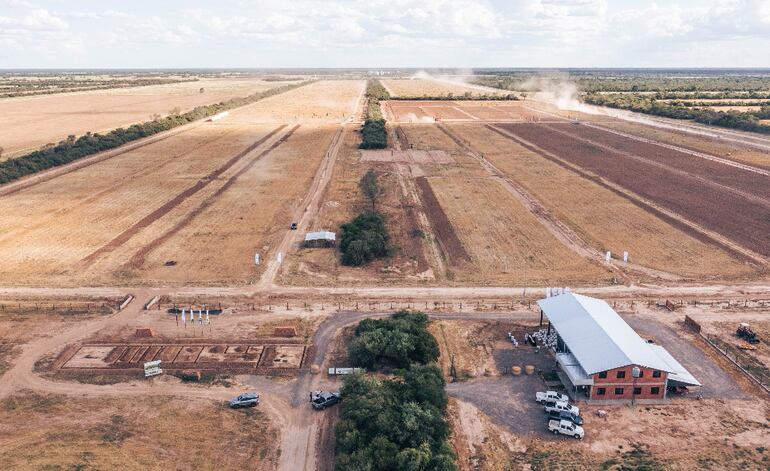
[
  {"x1": 548, "y1": 419, "x2": 584, "y2": 439},
  {"x1": 544, "y1": 400, "x2": 580, "y2": 416},
  {"x1": 535, "y1": 390, "x2": 569, "y2": 404}
]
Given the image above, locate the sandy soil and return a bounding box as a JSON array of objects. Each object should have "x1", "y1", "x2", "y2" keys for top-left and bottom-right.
[
  {"x1": 0, "y1": 77, "x2": 297, "y2": 157},
  {"x1": 381, "y1": 79, "x2": 510, "y2": 98}
]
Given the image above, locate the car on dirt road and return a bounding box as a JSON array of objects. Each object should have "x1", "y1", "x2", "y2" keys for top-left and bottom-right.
[
  {"x1": 548, "y1": 410, "x2": 583, "y2": 426},
  {"x1": 535, "y1": 390, "x2": 569, "y2": 404},
  {"x1": 290, "y1": 222, "x2": 298, "y2": 230},
  {"x1": 229, "y1": 392, "x2": 260, "y2": 408},
  {"x1": 548, "y1": 419, "x2": 584, "y2": 439},
  {"x1": 544, "y1": 401, "x2": 579, "y2": 416},
  {"x1": 311, "y1": 391, "x2": 340, "y2": 410}
]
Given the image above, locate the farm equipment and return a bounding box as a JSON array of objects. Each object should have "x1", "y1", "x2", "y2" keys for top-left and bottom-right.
[{"x1": 736, "y1": 323, "x2": 760, "y2": 344}]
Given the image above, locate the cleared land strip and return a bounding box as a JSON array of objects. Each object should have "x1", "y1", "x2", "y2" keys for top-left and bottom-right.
[
  {"x1": 259, "y1": 127, "x2": 345, "y2": 288},
  {"x1": 0, "y1": 120, "x2": 207, "y2": 198},
  {"x1": 585, "y1": 122, "x2": 770, "y2": 176},
  {"x1": 0, "y1": 128, "x2": 239, "y2": 246},
  {"x1": 488, "y1": 124, "x2": 770, "y2": 266},
  {"x1": 438, "y1": 124, "x2": 676, "y2": 282},
  {"x1": 414, "y1": 176, "x2": 472, "y2": 267},
  {"x1": 81, "y1": 125, "x2": 287, "y2": 266},
  {"x1": 124, "y1": 125, "x2": 301, "y2": 269},
  {"x1": 543, "y1": 124, "x2": 770, "y2": 210}
]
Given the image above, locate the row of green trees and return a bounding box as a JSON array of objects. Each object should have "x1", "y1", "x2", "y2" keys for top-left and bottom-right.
[
  {"x1": 0, "y1": 81, "x2": 310, "y2": 185},
  {"x1": 339, "y1": 170, "x2": 393, "y2": 266},
  {"x1": 360, "y1": 80, "x2": 389, "y2": 149},
  {"x1": 583, "y1": 94, "x2": 770, "y2": 135},
  {"x1": 335, "y1": 311, "x2": 456, "y2": 471}
]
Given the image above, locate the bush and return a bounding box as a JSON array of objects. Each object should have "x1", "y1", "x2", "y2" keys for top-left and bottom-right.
[
  {"x1": 339, "y1": 211, "x2": 391, "y2": 266},
  {"x1": 348, "y1": 310, "x2": 439, "y2": 370},
  {"x1": 334, "y1": 365, "x2": 456, "y2": 471},
  {"x1": 360, "y1": 119, "x2": 388, "y2": 149}
]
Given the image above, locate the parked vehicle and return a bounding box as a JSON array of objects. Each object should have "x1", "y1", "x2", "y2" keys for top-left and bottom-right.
[
  {"x1": 544, "y1": 401, "x2": 579, "y2": 416},
  {"x1": 548, "y1": 419, "x2": 584, "y2": 439},
  {"x1": 311, "y1": 391, "x2": 340, "y2": 410},
  {"x1": 290, "y1": 222, "x2": 298, "y2": 230},
  {"x1": 535, "y1": 390, "x2": 568, "y2": 404},
  {"x1": 548, "y1": 410, "x2": 583, "y2": 426},
  {"x1": 737, "y1": 323, "x2": 760, "y2": 344},
  {"x1": 229, "y1": 392, "x2": 259, "y2": 408}
]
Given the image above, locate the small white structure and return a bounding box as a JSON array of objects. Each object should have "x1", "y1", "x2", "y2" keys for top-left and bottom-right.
[
  {"x1": 144, "y1": 360, "x2": 162, "y2": 378},
  {"x1": 304, "y1": 231, "x2": 336, "y2": 248},
  {"x1": 208, "y1": 111, "x2": 229, "y2": 122}
]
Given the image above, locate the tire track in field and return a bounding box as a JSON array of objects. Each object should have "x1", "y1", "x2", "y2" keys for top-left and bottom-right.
[
  {"x1": 487, "y1": 124, "x2": 769, "y2": 267},
  {"x1": 0, "y1": 128, "x2": 238, "y2": 246},
  {"x1": 81, "y1": 125, "x2": 287, "y2": 267},
  {"x1": 123, "y1": 125, "x2": 300, "y2": 269}
]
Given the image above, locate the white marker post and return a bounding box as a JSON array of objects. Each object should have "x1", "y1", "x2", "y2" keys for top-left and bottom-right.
[
  {"x1": 623, "y1": 251, "x2": 629, "y2": 263},
  {"x1": 605, "y1": 251, "x2": 612, "y2": 263},
  {"x1": 254, "y1": 253, "x2": 260, "y2": 265}
]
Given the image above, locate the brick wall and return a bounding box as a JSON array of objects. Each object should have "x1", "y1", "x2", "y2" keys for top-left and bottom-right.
[{"x1": 590, "y1": 365, "x2": 667, "y2": 400}]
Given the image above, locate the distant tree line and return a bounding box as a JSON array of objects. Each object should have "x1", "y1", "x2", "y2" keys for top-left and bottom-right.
[
  {"x1": 583, "y1": 93, "x2": 770, "y2": 135},
  {"x1": 390, "y1": 92, "x2": 517, "y2": 101},
  {"x1": 360, "y1": 80, "x2": 389, "y2": 149},
  {"x1": 335, "y1": 311, "x2": 456, "y2": 470},
  {"x1": 0, "y1": 81, "x2": 311, "y2": 185},
  {"x1": 0, "y1": 77, "x2": 197, "y2": 98}
]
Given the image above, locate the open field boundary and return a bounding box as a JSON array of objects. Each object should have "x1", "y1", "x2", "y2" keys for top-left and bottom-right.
[
  {"x1": 414, "y1": 176, "x2": 471, "y2": 266},
  {"x1": 487, "y1": 124, "x2": 770, "y2": 268},
  {"x1": 82, "y1": 125, "x2": 288, "y2": 266},
  {"x1": 124, "y1": 125, "x2": 300, "y2": 269}
]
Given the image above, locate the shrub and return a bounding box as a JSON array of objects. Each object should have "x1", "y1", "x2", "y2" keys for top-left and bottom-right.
[
  {"x1": 339, "y1": 211, "x2": 391, "y2": 266},
  {"x1": 348, "y1": 310, "x2": 439, "y2": 370}
]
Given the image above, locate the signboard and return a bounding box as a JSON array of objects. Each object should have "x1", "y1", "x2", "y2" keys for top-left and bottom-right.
[
  {"x1": 328, "y1": 367, "x2": 365, "y2": 376},
  {"x1": 144, "y1": 360, "x2": 163, "y2": 378}
]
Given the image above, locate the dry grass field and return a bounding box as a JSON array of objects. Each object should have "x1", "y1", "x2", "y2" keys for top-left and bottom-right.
[
  {"x1": 279, "y1": 129, "x2": 432, "y2": 286},
  {"x1": 381, "y1": 78, "x2": 509, "y2": 98},
  {"x1": 0, "y1": 392, "x2": 279, "y2": 470},
  {"x1": 0, "y1": 80, "x2": 364, "y2": 287},
  {"x1": 225, "y1": 79, "x2": 365, "y2": 124},
  {"x1": 0, "y1": 77, "x2": 299, "y2": 158},
  {"x1": 447, "y1": 124, "x2": 754, "y2": 279}
]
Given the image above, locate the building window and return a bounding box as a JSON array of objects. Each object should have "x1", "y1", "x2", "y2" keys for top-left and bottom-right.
[
  {"x1": 637, "y1": 370, "x2": 644, "y2": 378},
  {"x1": 596, "y1": 388, "x2": 606, "y2": 396},
  {"x1": 651, "y1": 387, "x2": 660, "y2": 395},
  {"x1": 617, "y1": 371, "x2": 626, "y2": 379},
  {"x1": 633, "y1": 387, "x2": 642, "y2": 395},
  {"x1": 614, "y1": 387, "x2": 624, "y2": 395},
  {"x1": 652, "y1": 370, "x2": 661, "y2": 378},
  {"x1": 598, "y1": 371, "x2": 607, "y2": 379}
]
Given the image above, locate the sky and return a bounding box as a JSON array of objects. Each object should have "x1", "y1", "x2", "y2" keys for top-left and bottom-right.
[{"x1": 1, "y1": 0, "x2": 769, "y2": 69}]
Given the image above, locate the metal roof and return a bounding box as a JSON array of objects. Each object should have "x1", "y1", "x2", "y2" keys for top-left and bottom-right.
[
  {"x1": 537, "y1": 293, "x2": 674, "y2": 375},
  {"x1": 556, "y1": 352, "x2": 594, "y2": 386},
  {"x1": 649, "y1": 344, "x2": 701, "y2": 387},
  {"x1": 304, "y1": 231, "x2": 336, "y2": 241}
]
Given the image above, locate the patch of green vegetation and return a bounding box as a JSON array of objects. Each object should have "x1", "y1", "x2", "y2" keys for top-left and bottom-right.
[
  {"x1": 348, "y1": 310, "x2": 439, "y2": 370},
  {"x1": 360, "y1": 80, "x2": 389, "y2": 149},
  {"x1": 339, "y1": 211, "x2": 392, "y2": 266},
  {"x1": 335, "y1": 310, "x2": 454, "y2": 470}
]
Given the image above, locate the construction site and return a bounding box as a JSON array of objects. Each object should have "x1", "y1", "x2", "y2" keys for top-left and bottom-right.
[{"x1": 1, "y1": 71, "x2": 770, "y2": 471}]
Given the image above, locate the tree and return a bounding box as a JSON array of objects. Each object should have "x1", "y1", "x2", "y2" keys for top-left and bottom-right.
[{"x1": 359, "y1": 169, "x2": 383, "y2": 211}]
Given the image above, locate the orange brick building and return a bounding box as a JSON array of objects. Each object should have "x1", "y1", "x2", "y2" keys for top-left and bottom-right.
[{"x1": 537, "y1": 293, "x2": 700, "y2": 403}]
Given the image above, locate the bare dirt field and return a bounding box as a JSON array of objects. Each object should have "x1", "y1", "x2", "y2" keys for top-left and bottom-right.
[
  {"x1": 0, "y1": 77, "x2": 298, "y2": 158},
  {"x1": 0, "y1": 80, "x2": 365, "y2": 288},
  {"x1": 447, "y1": 123, "x2": 754, "y2": 280},
  {"x1": 496, "y1": 122, "x2": 770, "y2": 261},
  {"x1": 0, "y1": 391, "x2": 280, "y2": 470},
  {"x1": 599, "y1": 119, "x2": 770, "y2": 170},
  {"x1": 381, "y1": 78, "x2": 509, "y2": 98}
]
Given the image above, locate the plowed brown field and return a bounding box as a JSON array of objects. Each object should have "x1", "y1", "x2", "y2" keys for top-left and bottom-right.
[{"x1": 497, "y1": 122, "x2": 770, "y2": 260}]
